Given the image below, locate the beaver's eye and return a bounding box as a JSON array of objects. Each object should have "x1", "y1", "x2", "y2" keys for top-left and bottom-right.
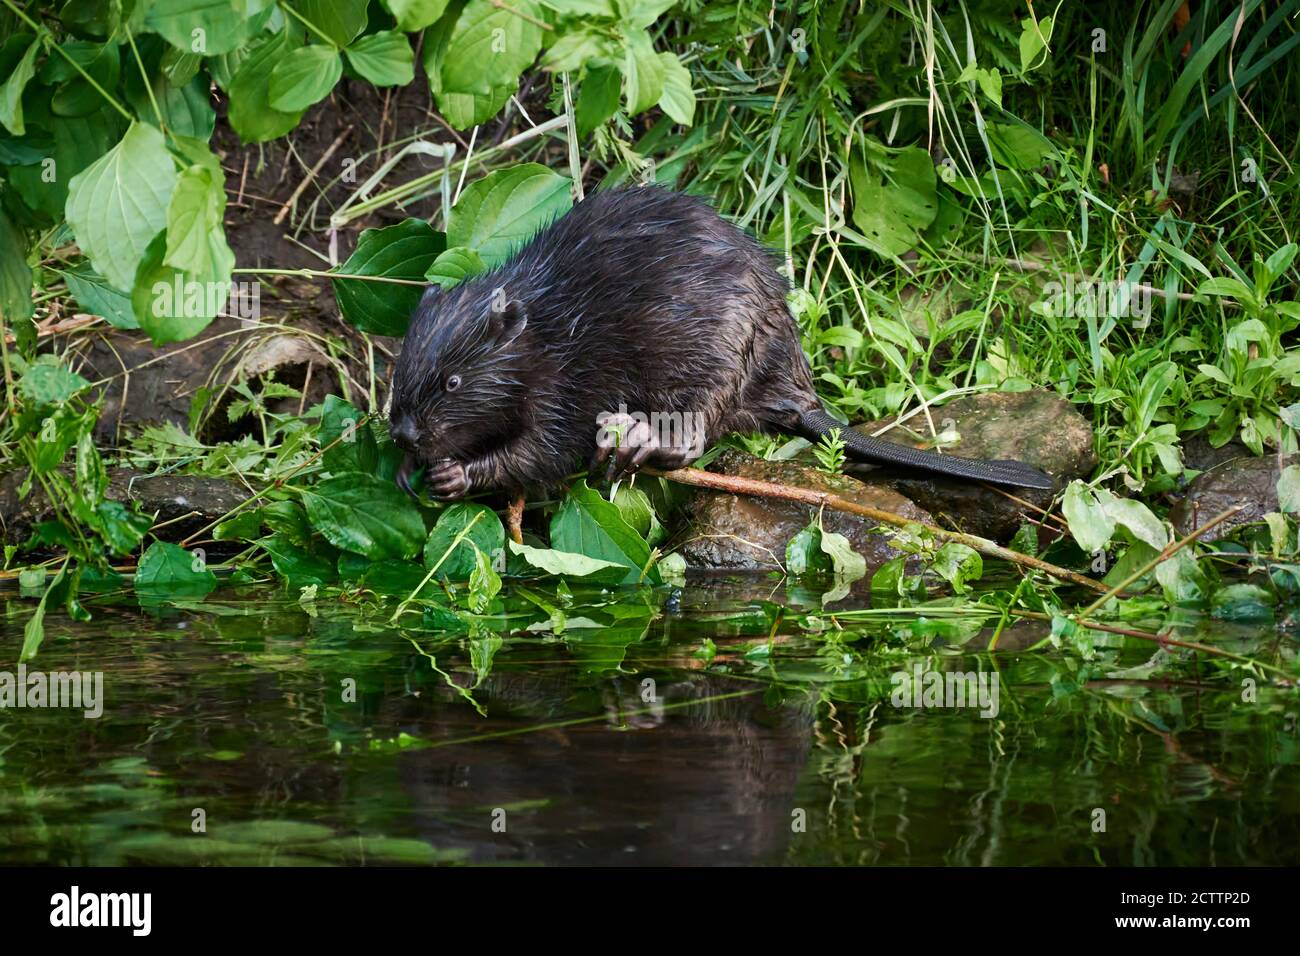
[{"x1": 445, "y1": 374, "x2": 462, "y2": 392}]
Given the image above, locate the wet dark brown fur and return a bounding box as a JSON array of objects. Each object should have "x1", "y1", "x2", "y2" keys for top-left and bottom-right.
[{"x1": 388, "y1": 186, "x2": 1051, "y2": 498}]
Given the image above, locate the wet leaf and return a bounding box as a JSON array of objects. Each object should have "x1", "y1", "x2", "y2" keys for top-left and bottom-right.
[
  {"x1": 332, "y1": 219, "x2": 445, "y2": 335},
  {"x1": 301, "y1": 474, "x2": 427, "y2": 560}
]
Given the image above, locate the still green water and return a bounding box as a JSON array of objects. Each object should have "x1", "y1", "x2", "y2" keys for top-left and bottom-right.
[{"x1": 0, "y1": 578, "x2": 1296, "y2": 866}]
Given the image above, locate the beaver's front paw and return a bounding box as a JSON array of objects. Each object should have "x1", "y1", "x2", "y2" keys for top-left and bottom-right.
[{"x1": 426, "y1": 459, "x2": 470, "y2": 498}]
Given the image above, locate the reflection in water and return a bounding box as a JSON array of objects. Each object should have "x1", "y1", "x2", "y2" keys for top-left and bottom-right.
[{"x1": 0, "y1": 578, "x2": 1296, "y2": 865}]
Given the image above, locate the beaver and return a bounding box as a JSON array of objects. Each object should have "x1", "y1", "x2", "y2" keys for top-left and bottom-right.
[{"x1": 388, "y1": 186, "x2": 1052, "y2": 501}]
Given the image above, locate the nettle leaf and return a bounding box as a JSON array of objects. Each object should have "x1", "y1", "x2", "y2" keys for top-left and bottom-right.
[
  {"x1": 269, "y1": 44, "x2": 343, "y2": 111},
  {"x1": 257, "y1": 534, "x2": 337, "y2": 586},
  {"x1": 297, "y1": 0, "x2": 370, "y2": 47},
  {"x1": 346, "y1": 32, "x2": 415, "y2": 87},
  {"x1": 622, "y1": 30, "x2": 663, "y2": 115},
  {"x1": 576, "y1": 64, "x2": 621, "y2": 136},
  {"x1": 145, "y1": 0, "x2": 268, "y2": 56},
  {"x1": 441, "y1": 0, "x2": 543, "y2": 95},
  {"x1": 1278, "y1": 465, "x2": 1300, "y2": 513},
  {"x1": 227, "y1": 30, "x2": 309, "y2": 144},
  {"x1": 425, "y1": 246, "x2": 487, "y2": 288},
  {"x1": 18, "y1": 359, "x2": 89, "y2": 404},
  {"x1": 786, "y1": 524, "x2": 829, "y2": 575},
  {"x1": 135, "y1": 541, "x2": 217, "y2": 598},
  {"x1": 66, "y1": 121, "x2": 177, "y2": 291},
  {"x1": 424, "y1": 503, "x2": 505, "y2": 579},
  {"x1": 508, "y1": 540, "x2": 629, "y2": 584},
  {"x1": 301, "y1": 473, "x2": 427, "y2": 560},
  {"x1": 849, "y1": 146, "x2": 938, "y2": 260},
  {"x1": 932, "y1": 542, "x2": 983, "y2": 594},
  {"x1": 551, "y1": 479, "x2": 658, "y2": 585},
  {"x1": 656, "y1": 52, "x2": 694, "y2": 125},
  {"x1": 332, "y1": 218, "x2": 445, "y2": 336},
  {"x1": 0, "y1": 37, "x2": 41, "y2": 136},
  {"x1": 320, "y1": 395, "x2": 377, "y2": 473},
  {"x1": 1097, "y1": 490, "x2": 1169, "y2": 550},
  {"x1": 819, "y1": 529, "x2": 867, "y2": 581},
  {"x1": 382, "y1": 0, "x2": 452, "y2": 32},
  {"x1": 1062, "y1": 481, "x2": 1116, "y2": 554},
  {"x1": 447, "y1": 164, "x2": 572, "y2": 268}
]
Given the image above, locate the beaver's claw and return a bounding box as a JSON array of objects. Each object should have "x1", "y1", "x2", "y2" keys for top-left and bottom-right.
[{"x1": 426, "y1": 459, "x2": 470, "y2": 498}]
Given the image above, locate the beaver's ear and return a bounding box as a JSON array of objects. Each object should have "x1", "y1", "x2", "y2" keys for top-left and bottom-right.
[{"x1": 487, "y1": 297, "x2": 527, "y2": 347}]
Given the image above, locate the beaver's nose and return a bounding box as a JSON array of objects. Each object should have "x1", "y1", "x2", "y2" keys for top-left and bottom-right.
[{"x1": 391, "y1": 417, "x2": 419, "y2": 452}]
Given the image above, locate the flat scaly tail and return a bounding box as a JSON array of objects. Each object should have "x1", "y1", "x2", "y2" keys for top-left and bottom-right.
[{"x1": 798, "y1": 408, "x2": 1054, "y2": 490}]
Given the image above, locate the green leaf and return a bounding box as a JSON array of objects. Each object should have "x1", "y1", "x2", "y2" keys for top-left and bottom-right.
[
  {"x1": 20, "y1": 576, "x2": 53, "y2": 661},
  {"x1": 985, "y1": 121, "x2": 1056, "y2": 170},
  {"x1": 446, "y1": 164, "x2": 572, "y2": 268},
  {"x1": 269, "y1": 44, "x2": 343, "y2": 111},
  {"x1": 441, "y1": 0, "x2": 543, "y2": 95},
  {"x1": 227, "y1": 30, "x2": 309, "y2": 143},
  {"x1": 92, "y1": 501, "x2": 152, "y2": 555},
  {"x1": 849, "y1": 147, "x2": 938, "y2": 260},
  {"x1": 425, "y1": 245, "x2": 487, "y2": 288},
  {"x1": 145, "y1": 0, "x2": 267, "y2": 56},
  {"x1": 50, "y1": 41, "x2": 120, "y2": 118},
  {"x1": 382, "y1": 0, "x2": 452, "y2": 32},
  {"x1": 131, "y1": 227, "x2": 233, "y2": 345},
  {"x1": 622, "y1": 0, "x2": 676, "y2": 29},
  {"x1": 1018, "y1": 15, "x2": 1052, "y2": 72},
  {"x1": 125, "y1": 65, "x2": 215, "y2": 139},
  {"x1": 1278, "y1": 465, "x2": 1300, "y2": 514},
  {"x1": 1097, "y1": 491, "x2": 1169, "y2": 550},
  {"x1": 819, "y1": 529, "x2": 867, "y2": 581},
  {"x1": 296, "y1": 0, "x2": 370, "y2": 47},
  {"x1": 345, "y1": 31, "x2": 415, "y2": 87},
  {"x1": 135, "y1": 541, "x2": 218, "y2": 598},
  {"x1": 332, "y1": 218, "x2": 445, "y2": 336},
  {"x1": 0, "y1": 38, "x2": 41, "y2": 136},
  {"x1": 301, "y1": 473, "x2": 427, "y2": 560},
  {"x1": 257, "y1": 535, "x2": 337, "y2": 586},
  {"x1": 1211, "y1": 583, "x2": 1276, "y2": 621},
  {"x1": 437, "y1": 84, "x2": 514, "y2": 130},
  {"x1": 656, "y1": 52, "x2": 694, "y2": 125},
  {"x1": 622, "y1": 29, "x2": 663, "y2": 115},
  {"x1": 66, "y1": 121, "x2": 178, "y2": 291},
  {"x1": 542, "y1": 30, "x2": 610, "y2": 72},
  {"x1": 786, "y1": 524, "x2": 829, "y2": 576},
  {"x1": 424, "y1": 503, "x2": 504, "y2": 578},
  {"x1": 0, "y1": 208, "x2": 33, "y2": 331},
  {"x1": 320, "y1": 395, "x2": 378, "y2": 473},
  {"x1": 18, "y1": 359, "x2": 90, "y2": 404},
  {"x1": 932, "y1": 542, "x2": 982, "y2": 594},
  {"x1": 550, "y1": 480, "x2": 657, "y2": 585},
  {"x1": 164, "y1": 162, "x2": 232, "y2": 277},
  {"x1": 1062, "y1": 481, "x2": 1115, "y2": 553},
  {"x1": 575, "y1": 64, "x2": 621, "y2": 136},
  {"x1": 507, "y1": 540, "x2": 629, "y2": 584},
  {"x1": 468, "y1": 545, "x2": 502, "y2": 611}
]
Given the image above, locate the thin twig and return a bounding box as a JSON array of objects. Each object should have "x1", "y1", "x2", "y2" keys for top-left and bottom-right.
[
  {"x1": 645, "y1": 466, "x2": 1108, "y2": 593},
  {"x1": 273, "y1": 125, "x2": 353, "y2": 225}
]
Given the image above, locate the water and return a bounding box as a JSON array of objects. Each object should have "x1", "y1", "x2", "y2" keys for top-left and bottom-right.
[{"x1": 0, "y1": 578, "x2": 1297, "y2": 866}]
